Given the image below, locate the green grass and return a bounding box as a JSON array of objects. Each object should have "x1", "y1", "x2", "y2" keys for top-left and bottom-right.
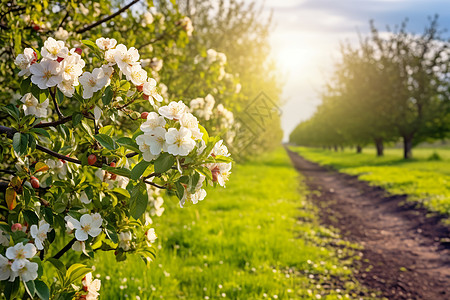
[
  {"x1": 92, "y1": 148, "x2": 374, "y2": 299},
  {"x1": 291, "y1": 147, "x2": 450, "y2": 217}
]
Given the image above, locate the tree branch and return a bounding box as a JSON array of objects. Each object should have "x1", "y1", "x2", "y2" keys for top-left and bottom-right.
[
  {"x1": 49, "y1": 88, "x2": 64, "y2": 119},
  {"x1": 52, "y1": 238, "x2": 76, "y2": 259},
  {"x1": 75, "y1": 0, "x2": 141, "y2": 34},
  {"x1": 34, "y1": 116, "x2": 72, "y2": 128},
  {"x1": 35, "y1": 144, "x2": 82, "y2": 164},
  {"x1": 143, "y1": 180, "x2": 166, "y2": 189},
  {"x1": 126, "y1": 152, "x2": 138, "y2": 158}
]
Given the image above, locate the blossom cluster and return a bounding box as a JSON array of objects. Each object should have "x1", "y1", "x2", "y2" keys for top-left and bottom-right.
[
  {"x1": 137, "y1": 101, "x2": 203, "y2": 160},
  {"x1": 0, "y1": 220, "x2": 52, "y2": 283}
]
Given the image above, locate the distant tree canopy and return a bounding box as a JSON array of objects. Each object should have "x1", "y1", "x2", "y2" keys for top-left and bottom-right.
[
  {"x1": 178, "y1": 0, "x2": 284, "y2": 158},
  {"x1": 290, "y1": 16, "x2": 450, "y2": 159}
]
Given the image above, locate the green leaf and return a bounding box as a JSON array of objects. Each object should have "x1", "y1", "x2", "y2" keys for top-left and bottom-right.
[
  {"x1": 129, "y1": 182, "x2": 148, "y2": 219},
  {"x1": 22, "y1": 210, "x2": 39, "y2": 226},
  {"x1": 214, "y1": 155, "x2": 233, "y2": 163},
  {"x1": 72, "y1": 113, "x2": 83, "y2": 126},
  {"x1": 30, "y1": 84, "x2": 41, "y2": 101},
  {"x1": 20, "y1": 78, "x2": 31, "y2": 95},
  {"x1": 34, "y1": 280, "x2": 50, "y2": 300},
  {"x1": 1, "y1": 104, "x2": 20, "y2": 121},
  {"x1": 12, "y1": 132, "x2": 28, "y2": 155},
  {"x1": 56, "y1": 89, "x2": 65, "y2": 103},
  {"x1": 112, "y1": 187, "x2": 130, "y2": 198},
  {"x1": 102, "y1": 86, "x2": 113, "y2": 105},
  {"x1": 195, "y1": 166, "x2": 213, "y2": 181},
  {"x1": 175, "y1": 181, "x2": 185, "y2": 200},
  {"x1": 30, "y1": 128, "x2": 50, "y2": 138},
  {"x1": 116, "y1": 137, "x2": 140, "y2": 153},
  {"x1": 66, "y1": 263, "x2": 92, "y2": 285},
  {"x1": 12, "y1": 132, "x2": 21, "y2": 154},
  {"x1": 190, "y1": 172, "x2": 200, "y2": 194},
  {"x1": 4, "y1": 277, "x2": 20, "y2": 300},
  {"x1": 81, "y1": 39, "x2": 98, "y2": 51},
  {"x1": 131, "y1": 160, "x2": 152, "y2": 181},
  {"x1": 106, "y1": 224, "x2": 119, "y2": 243},
  {"x1": 154, "y1": 152, "x2": 175, "y2": 173},
  {"x1": 94, "y1": 133, "x2": 117, "y2": 150},
  {"x1": 102, "y1": 166, "x2": 131, "y2": 178},
  {"x1": 199, "y1": 124, "x2": 209, "y2": 142},
  {"x1": 25, "y1": 279, "x2": 36, "y2": 298}
]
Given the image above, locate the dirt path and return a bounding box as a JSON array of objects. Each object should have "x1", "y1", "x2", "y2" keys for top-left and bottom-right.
[{"x1": 287, "y1": 149, "x2": 450, "y2": 300}]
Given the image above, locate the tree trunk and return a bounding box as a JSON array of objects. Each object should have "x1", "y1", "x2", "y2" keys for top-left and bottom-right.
[
  {"x1": 374, "y1": 138, "x2": 384, "y2": 157},
  {"x1": 340, "y1": 146, "x2": 344, "y2": 151},
  {"x1": 333, "y1": 145, "x2": 338, "y2": 152},
  {"x1": 403, "y1": 135, "x2": 413, "y2": 159},
  {"x1": 356, "y1": 145, "x2": 362, "y2": 153}
]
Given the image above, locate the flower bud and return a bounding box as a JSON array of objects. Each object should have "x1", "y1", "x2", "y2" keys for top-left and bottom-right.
[
  {"x1": 75, "y1": 48, "x2": 83, "y2": 55},
  {"x1": 141, "y1": 112, "x2": 149, "y2": 119},
  {"x1": 11, "y1": 223, "x2": 23, "y2": 232}
]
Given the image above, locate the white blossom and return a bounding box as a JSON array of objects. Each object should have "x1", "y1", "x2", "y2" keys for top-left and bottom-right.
[
  {"x1": 30, "y1": 220, "x2": 51, "y2": 250},
  {"x1": 46, "y1": 158, "x2": 67, "y2": 179},
  {"x1": 41, "y1": 37, "x2": 68, "y2": 60},
  {"x1": 143, "y1": 127, "x2": 166, "y2": 155},
  {"x1": 0, "y1": 230, "x2": 9, "y2": 247},
  {"x1": 60, "y1": 55, "x2": 84, "y2": 82},
  {"x1": 5, "y1": 243, "x2": 37, "y2": 272},
  {"x1": 145, "y1": 228, "x2": 157, "y2": 244},
  {"x1": 114, "y1": 44, "x2": 140, "y2": 71},
  {"x1": 79, "y1": 68, "x2": 109, "y2": 99},
  {"x1": 21, "y1": 93, "x2": 49, "y2": 118},
  {"x1": 142, "y1": 11, "x2": 154, "y2": 26},
  {"x1": 83, "y1": 272, "x2": 101, "y2": 300},
  {"x1": 93, "y1": 105, "x2": 102, "y2": 122},
  {"x1": 54, "y1": 27, "x2": 69, "y2": 40},
  {"x1": 30, "y1": 59, "x2": 62, "y2": 89},
  {"x1": 17, "y1": 260, "x2": 38, "y2": 282},
  {"x1": 136, "y1": 134, "x2": 159, "y2": 162},
  {"x1": 142, "y1": 78, "x2": 163, "y2": 105},
  {"x1": 118, "y1": 231, "x2": 132, "y2": 251},
  {"x1": 126, "y1": 64, "x2": 147, "y2": 86},
  {"x1": 68, "y1": 213, "x2": 103, "y2": 241},
  {"x1": 0, "y1": 254, "x2": 15, "y2": 281},
  {"x1": 14, "y1": 48, "x2": 37, "y2": 76},
  {"x1": 179, "y1": 16, "x2": 194, "y2": 36},
  {"x1": 180, "y1": 113, "x2": 203, "y2": 140},
  {"x1": 72, "y1": 241, "x2": 86, "y2": 253},
  {"x1": 165, "y1": 127, "x2": 196, "y2": 156},
  {"x1": 140, "y1": 112, "x2": 166, "y2": 133},
  {"x1": 158, "y1": 101, "x2": 188, "y2": 120},
  {"x1": 80, "y1": 191, "x2": 91, "y2": 204},
  {"x1": 96, "y1": 37, "x2": 117, "y2": 50}
]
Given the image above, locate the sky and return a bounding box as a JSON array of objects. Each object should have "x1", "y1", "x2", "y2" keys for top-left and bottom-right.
[{"x1": 260, "y1": 0, "x2": 450, "y2": 141}]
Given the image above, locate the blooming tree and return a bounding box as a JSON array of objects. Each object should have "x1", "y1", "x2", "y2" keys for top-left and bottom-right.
[{"x1": 0, "y1": 34, "x2": 232, "y2": 299}]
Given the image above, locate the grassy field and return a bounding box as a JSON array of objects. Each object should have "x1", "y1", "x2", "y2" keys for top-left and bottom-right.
[
  {"x1": 291, "y1": 146, "x2": 450, "y2": 217},
  {"x1": 92, "y1": 148, "x2": 373, "y2": 299}
]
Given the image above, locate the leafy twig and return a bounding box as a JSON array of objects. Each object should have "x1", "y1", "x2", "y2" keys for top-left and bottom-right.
[{"x1": 75, "y1": 0, "x2": 141, "y2": 34}]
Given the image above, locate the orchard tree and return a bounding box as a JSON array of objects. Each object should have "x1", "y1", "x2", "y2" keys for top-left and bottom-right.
[{"x1": 0, "y1": 2, "x2": 235, "y2": 299}]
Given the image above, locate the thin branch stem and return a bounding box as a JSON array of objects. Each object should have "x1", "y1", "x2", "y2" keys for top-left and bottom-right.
[
  {"x1": 126, "y1": 152, "x2": 138, "y2": 158},
  {"x1": 35, "y1": 144, "x2": 82, "y2": 164},
  {"x1": 75, "y1": 0, "x2": 141, "y2": 34},
  {"x1": 34, "y1": 116, "x2": 72, "y2": 128},
  {"x1": 143, "y1": 180, "x2": 166, "y2": 189},
  {"x1": 0, "y1": 169, "x2": 15, "y2": 174},
  {"x1": 52, "y1": 238, "x2": 76, "y2": 259},
  {"x1": 49, "y1": 88, "x2": 64, "y2": 119}
]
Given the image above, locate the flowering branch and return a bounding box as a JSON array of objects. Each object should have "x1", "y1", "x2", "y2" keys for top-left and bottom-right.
[{"x1": 75, "y1": 0, "x2": 141, "y2": 34}]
